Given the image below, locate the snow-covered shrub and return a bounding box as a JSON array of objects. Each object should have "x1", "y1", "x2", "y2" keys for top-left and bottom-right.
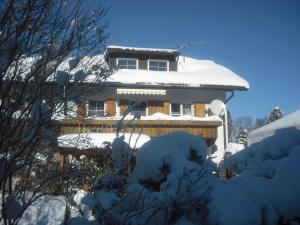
[
  {"x1": 90, "y1": 132, "x2": 217, "y2": 225},
  {"x1": 74, "y1": 129, "x2": 300, "y2": 225},
  {"x1": 226, "y1": 127, "x2": 300, "y2": 177},
  {"x1": 211, "y1": 127, "x2": 300, "y2": 225},
  {"x1": 132, "y1": 131, "x2": 208, "y2": 190},
  {"x1": 111, "y1": 136, "x2": 132, "y2": 174}
]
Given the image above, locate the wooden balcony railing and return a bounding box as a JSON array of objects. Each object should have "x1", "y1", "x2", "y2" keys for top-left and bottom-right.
[{"x1": 60, "y1": 118, "x2": 222, "y2": 145}]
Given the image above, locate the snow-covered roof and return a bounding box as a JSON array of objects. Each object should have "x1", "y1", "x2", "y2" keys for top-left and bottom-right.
[
  {"x1": 104, "y1": 45, "x2": 179, "y2": 56},
  {"x1": 5, "y1": 50, "x2": 249, "y2": 91},
  {"x1": 106, "y1": 56, "x2": 249, "y2": 90},
  {"x1": 248, "y1": 109, "x2": 300, "y2": 145}
]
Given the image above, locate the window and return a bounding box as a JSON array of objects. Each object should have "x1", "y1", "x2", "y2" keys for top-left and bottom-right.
[
  {"x1": 130, "y1": 101, "x2": 146, "y2": 116},
  {"x1": 171, "y1": 103, "x2": 192, "y2": 116},
  {"x1": 183, "y1": 104, "x2": 192, "y2": 115},
  {"x1": 117, "y1": 58, "x2": 137, "y2": 69},
  {"x1": 171, "y1": 103, "x2": 181, "y2": 116},
  {"x1": 148, "y1": 60, "x2": 168, "y2": 71},
  {"x1": 88, "y1": 101, "x2": 104, "y2": 117}
]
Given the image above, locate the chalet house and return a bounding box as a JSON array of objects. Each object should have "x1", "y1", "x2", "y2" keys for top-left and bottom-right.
[{"x1": 61, "y1": 45, "x2": 249, "y2": 158}]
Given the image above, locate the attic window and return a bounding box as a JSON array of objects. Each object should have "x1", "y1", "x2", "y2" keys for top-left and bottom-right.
[
  {"x1": 117, "y1": 58, "x2": 137, "y2": 69},
  {"x1": 148, "y1": 60, "x2": 168, "y2": 71}
]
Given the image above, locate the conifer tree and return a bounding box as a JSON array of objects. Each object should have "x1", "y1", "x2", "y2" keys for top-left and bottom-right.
[
  {"x1": 266, "y1": 107, "x2": 284, "y2": 124},
  {"x1": 236, "y1": 128, "x2": 248, "y2": 147}
]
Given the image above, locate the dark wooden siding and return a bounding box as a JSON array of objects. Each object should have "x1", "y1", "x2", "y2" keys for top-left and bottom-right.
[
  {"x1": 108, "y1": 57, "x2": 117, "y2": 68},
  {"x1": 107, "y1": 52, "x2": 178, "y2": 71}
]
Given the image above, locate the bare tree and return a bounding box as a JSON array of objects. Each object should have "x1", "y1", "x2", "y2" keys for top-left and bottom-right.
[{"x1": 0, "y1": 0, "x2": 110, "y2": 224}]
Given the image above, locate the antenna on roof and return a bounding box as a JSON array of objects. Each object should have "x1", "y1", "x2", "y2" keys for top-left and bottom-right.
[
  {"x1": 172, "y1": 41, "x2": 205, "y2": 62},
  {"x1": 174, "y1": 41, "x2": 205, "y2": 51}
]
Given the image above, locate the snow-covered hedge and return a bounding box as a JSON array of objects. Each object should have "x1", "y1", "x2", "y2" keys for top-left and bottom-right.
[{"x1": 69, "y1": 129, "x2": 300, "y2": 225}]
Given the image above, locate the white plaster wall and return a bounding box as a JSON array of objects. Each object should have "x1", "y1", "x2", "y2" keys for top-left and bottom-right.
[{"x1": 83, "y1": 86, "x2": 227, "y2": 153}]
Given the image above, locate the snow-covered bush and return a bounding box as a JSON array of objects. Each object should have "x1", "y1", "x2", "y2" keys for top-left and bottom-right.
[
  {"x1": 68, "y1": 128, "x2": 300, "y2": 225},
  {"x1": 71, "y1": 132, "x2": 217, "y2": 225},
  {"x1": 217, "y1": 127, "x2": 300, "y2": 225}
]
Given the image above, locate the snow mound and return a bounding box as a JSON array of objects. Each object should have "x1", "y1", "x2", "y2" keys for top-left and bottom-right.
[
  {"x1": 248, "y1": 109, "x2": 300, "y2": 145},
  {"x1": 226, "y1": 142, "x2": 245, "y2": 155},
  {"x1": 208, "y1": 127, "x2": 300, "y2": 225},
  {"x1": 0, "y1": 194, "x2": 66, "y2": 225},
  {"x1": 225, "y1": 127, "x2": 300, "y2": 177},
  {"x1": 132, "y1": 131, "x2": 208, "y2": 185}
]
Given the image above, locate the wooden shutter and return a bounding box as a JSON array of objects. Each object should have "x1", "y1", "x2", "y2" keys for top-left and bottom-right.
[
  {"x1": 162, "y1": 101, "x2": 170, "y2": 115},
  {"x1": 106, "y1": 99, "x2": 116, "y2": 116},
  {"x1": 148, "y1": 100, "x2": 170, "y2": 115},
  {"x1": 77, "y1": 102, "x2": 87, "y2": 118},
  {"x1": 148, "y1": 100, "x2": 163, "y2": 115},
  {"x1": 119, "y1": 99, "x2": 129, "y2": 115},
  {"x1": 194, "y1": 102, "x2": 205, "y2": 117}
]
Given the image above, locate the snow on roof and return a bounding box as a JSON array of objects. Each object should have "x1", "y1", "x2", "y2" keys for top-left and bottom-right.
[
  {"x1": 248, "y1": 109, "x2": 300, "y2": 145},
  {"x1": 105, "y1": 45, "x2": 179, "y2": 55},
  {"x1": 58, "y1": 133, "x2": 151, "y2": 149},
  {"x1": 106, "y1": 56, "x2": 249, "y2": 90},
  {"x1": 5, "y1": 51, "x2": 249, "y2": 91}
]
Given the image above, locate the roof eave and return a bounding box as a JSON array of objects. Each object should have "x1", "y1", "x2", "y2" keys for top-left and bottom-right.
[{"x1": 103, "y1": 82, "x2": 249, "y2": 91}]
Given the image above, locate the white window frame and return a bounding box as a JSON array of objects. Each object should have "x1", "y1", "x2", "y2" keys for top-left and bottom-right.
[
  {"x1": 147, "y1": 59, "x2": 169, "y2": 71},
  {"x1": 87, "y1": 100, "x2": 105, "y2": 117},
  {"x1": 170, "y1": 103, "x2": 192, "y2": 116},
  {"x1": 170, "y1": 103, "x2": 181, "y2": 116},
  {"x1": 117, "y1": 58, "x2": 138, "y2": 70}
]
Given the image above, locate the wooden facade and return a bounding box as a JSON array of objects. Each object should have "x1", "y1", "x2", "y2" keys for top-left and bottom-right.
[
  {"x1": 77, "y1": 102, "x2": 87, "y2": 118},
  {"x1": 106, "y1": 99, "x2": 117, "y2": 116},
  {"x1": 60, "y1": 119, "x2": 222, "y2": 146},
  {"x1": 76, "y1": 99, "x2": 206, "y2": 118},
  {"x1": 147, "y1": 100, "x2": 170, "y2": 115},
  {"x1": 194, "y1": 102, "x2": 206, "y2": 117}
]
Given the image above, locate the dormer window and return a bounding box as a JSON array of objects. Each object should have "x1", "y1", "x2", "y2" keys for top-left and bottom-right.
[
  {"x1": 117, "y1": 58, "x2": 137, "y2": 69},
  {"x1": 148, "y1": 60, "x2": 168, "y2": 71}
]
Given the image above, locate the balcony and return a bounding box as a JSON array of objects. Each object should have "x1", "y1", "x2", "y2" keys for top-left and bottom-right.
[{"x1": 60, "y1": 117, "x2": 222, "y2": 146}]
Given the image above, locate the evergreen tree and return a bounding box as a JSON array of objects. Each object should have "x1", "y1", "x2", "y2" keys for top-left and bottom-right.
[
  {"x1": 236, "y1": 128, "x2": 248, "y2": 147},
  {"x1": 227, "y1": 110, "x2": 234, "y2": 141},
  {"x1": 266, "y1": 107, "x2": 284, "y2": 124},
  {"x1": 231, "y1": 116, "x2": 254, "y2": 141}
]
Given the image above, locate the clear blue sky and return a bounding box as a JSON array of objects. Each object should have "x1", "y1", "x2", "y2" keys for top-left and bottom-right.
[{"x1": 101, "y1": 0, "x2": 300, "y2": 120}]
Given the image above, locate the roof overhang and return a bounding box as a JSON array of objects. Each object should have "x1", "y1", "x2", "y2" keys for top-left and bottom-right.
[
  {"x1": 117, "y1": 88, "x2": 166, "y2": 95},
  {"x1": 105, "y1": 82, "x2": 248, "y2": 91},
  {"x1": 104, "y1": 45, "x2": 180, "y2": 60}
]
